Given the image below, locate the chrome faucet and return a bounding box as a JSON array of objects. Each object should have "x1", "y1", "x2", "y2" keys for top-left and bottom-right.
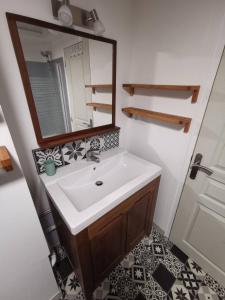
[{"x1": 86, "y1": 150, "x2": 100, "y2": 163}]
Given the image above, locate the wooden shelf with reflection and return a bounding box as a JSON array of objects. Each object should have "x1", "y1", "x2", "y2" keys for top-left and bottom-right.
[
  {"x1": 85, "y1": 84, "x2": 112, "y2": 94},
  {"x1": 122, "y1": 107, "x2": 192, "y2": 133},
  {"x1": 123, "y1": 83, "x2": 200, "y2": 103},
  {"x1": 86, "y1": 102, "x2": 112, "y2": 111}
]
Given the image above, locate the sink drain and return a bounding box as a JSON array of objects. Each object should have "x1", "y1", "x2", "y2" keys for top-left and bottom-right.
[{"x1": 95, "y1": 180, "x2": 103, "y2": 186}]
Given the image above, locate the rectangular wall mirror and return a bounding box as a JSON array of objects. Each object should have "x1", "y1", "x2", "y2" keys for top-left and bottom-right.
[{"x1": 7, "y1": 13, "x2": 117, "y2": 147}]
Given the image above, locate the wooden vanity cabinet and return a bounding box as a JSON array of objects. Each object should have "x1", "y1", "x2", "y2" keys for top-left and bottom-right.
[{"x1": 50, "y1": 176, "x2": 160, "y2": 300}]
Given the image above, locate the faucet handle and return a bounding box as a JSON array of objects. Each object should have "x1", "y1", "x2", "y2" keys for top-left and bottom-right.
[
  {"x1": 86, "y1": 149, "x2": 100, "y2": 157},
  {"x1": 92, "y1": 150, "x2": 100, "y2": 155}
]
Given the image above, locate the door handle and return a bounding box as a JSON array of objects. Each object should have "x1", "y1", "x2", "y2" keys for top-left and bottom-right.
[
  {"x1": 190, "y1": 153, "x2": 213, "y2": 179},
  {"x1": 82, "y1": 119, "x2": 93, "y2": 128},
  {"x1": 82, "y1": 121, "x2": 90, "y2": 127}
]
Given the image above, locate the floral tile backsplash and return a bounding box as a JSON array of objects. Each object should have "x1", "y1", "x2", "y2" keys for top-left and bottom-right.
[
  {"x1": 32, "y1": 146, "x2": 64, "y2": 174},
  {"x1": 86, "y1": 135, "x2": 105, "y2": 152},
  {"x1": 32, "y1": 129, "x2": 120, "y2": 174},
  {"x1": 62, "y1": 139, "x2": 86, "y2": 165}
]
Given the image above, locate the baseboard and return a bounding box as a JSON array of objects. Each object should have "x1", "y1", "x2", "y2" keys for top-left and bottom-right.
[{"x1": 50, "y1": 291, "x2": 62, "y2": 300}]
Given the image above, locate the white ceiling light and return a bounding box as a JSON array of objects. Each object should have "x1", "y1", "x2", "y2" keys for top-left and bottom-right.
[{"x1": 58, "y1": 0, "x2": 73, "y2": 27}]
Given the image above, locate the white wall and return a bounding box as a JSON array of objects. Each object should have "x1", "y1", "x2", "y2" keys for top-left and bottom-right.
[
  {"x1": 0, "y1": 0, "x2": 133, "y2": 214},
  {"x1": 1, "y1": 0, "x2": 225, "y2": 238},
  {"x1": 18, "y1": 31, "x2": 52, "y2": 62},
  {"x1": 125, "y1": 0, "x2": 225, "y2": 235},
  {"x1": 89, "y1": 39, "x2": 113, "y2": 126},
  {"x1": 0, "y1": 106, "x2": 58, "y2": 300}
]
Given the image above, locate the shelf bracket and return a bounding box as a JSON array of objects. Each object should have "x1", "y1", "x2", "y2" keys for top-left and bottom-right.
[
  {"x1": 92, "y1": 87, "x2": 96, "y2": 94},
  {"x1": 183, "y1": 120, "x2": 191, "y2": 133},
  {"x1": 129, "y1": 87, "x2": 134, "y2": 96},
  {"x1": 123, "y1": 85, "x2": 134, "y2": 96},
  {"x1": 191, "y1": 88, "x2": 200, "y2": 103},
  {"x1": 179, "y1": 119, "x2": 192, "y2": 133}
]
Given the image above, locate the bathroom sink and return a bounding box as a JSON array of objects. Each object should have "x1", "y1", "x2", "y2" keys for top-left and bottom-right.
[{"x1": 41, "y1": 149, "x2": 161, "y2": 235}]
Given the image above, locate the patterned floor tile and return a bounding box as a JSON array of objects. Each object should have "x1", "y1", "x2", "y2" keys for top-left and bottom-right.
[
  {"x1": 203, "y1": 274, "x2": 225, "y2": 298},
  {"x1": 149, "y1": 225, "x2": 173, "y2": 250},
  {"x1": 65, "y1": 291, "x2": 86, "y2": 300},
  {"x1": 142, "y1": 236, "x2": 153, "y2": 247},
  {"x1": 65, "y1": 272, "x2": 82, "y2": 296},
  {"x1": 149, "y1": 226, "x2": 165, "y2": 243},
  {"x1": 169, "y1": 281, "x2": 194, "y2": 300},
  {"x1": 105, "y1": 295, "x2": 121, "y2": 300},
  {"x1": 135, "y1": 293, "x2": 147, "y2": 300},
  {"x1": 151, "y1": 242, "x2": 167, "y2": 258},
  {"x1": 131, "y1": 264, "x2": 147, "y2": 286},
  {"x1": 108, "y1": 264, "x2": 126, "y2": 287},
  {"x1": 93, "y1": 278, "x2": 110, "y2": 300},
  {"x1": 140, "y1": 275, "x2": 168, "y2": 300},
  {"x1": 162, "y1": 251, "x2": 185, "y2": 278},
  {"x1": 186, "y1": 259, "x2": 206, "y2": 281},
  {"x1": 132, "y1": 239, "x2": 149, "y2": 257},
  {"x1": 54, "y1": 257, "x2": 73, "y2": 282},
  {"x1": 110, "y1": 273, "x2": 140, "y2": 300},
  {"x1": 139, "y1": 249, "x2": 160, "y2": 274},
  {"x1": 170, "y1": 245, "x2": 189, "y2": 264},
  {"x1": 153, "y1": 263, "x2": 176, "y2": 293},
  {"x1": 54, "y1": 270, "x2": 67, "y2": 299},
  {"x1": 176, "y1": 266, "x2": 202, "y2": 296},
  {"x1": 196, "y1": 284, "x2": 222, "y2": 300},
  {"x1": 121, "y1": 253, "x2": 135, "y2": 269},
  {"x1": 52, "y1": 226, "x2": 224, "y2": 300}
]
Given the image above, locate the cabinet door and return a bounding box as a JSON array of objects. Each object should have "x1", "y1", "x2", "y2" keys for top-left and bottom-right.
[
  {"x1": 90, "y1": 214, "x2": 126, "y2": 284},
  {"x1": 126, "y1": 192, "x2": 152, "y2": 252}
]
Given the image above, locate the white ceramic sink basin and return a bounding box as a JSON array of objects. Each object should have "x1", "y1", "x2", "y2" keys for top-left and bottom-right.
[{"x1": 41, "y1": 149, "x2": 161, "y2": 235}]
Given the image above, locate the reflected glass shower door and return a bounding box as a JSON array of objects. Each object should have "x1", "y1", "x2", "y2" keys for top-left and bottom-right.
[{"x1": 26, "y1": 58, "x2": 71, "y2": 138}]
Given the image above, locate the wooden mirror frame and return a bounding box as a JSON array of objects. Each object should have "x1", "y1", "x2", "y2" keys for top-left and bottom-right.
[{"x1": 6, "y1": 13, "x2": 118, "y2": 148}]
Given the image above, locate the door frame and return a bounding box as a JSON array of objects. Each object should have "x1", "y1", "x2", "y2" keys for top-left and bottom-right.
[
  {"x1": 166, "y1": 15, "x2": 225, "y2": 237},
  {"x1": 53, "y1": 57, "x2": 72, "y2": 133}
]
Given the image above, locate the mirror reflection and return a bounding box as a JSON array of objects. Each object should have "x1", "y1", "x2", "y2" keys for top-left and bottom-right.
[{"x1": 17, "y1": 22, "x2": 113, "y2": 138}]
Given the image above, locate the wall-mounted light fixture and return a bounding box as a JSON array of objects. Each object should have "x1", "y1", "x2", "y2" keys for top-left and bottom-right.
[
  {"x1": 57, "y1": 0, "x2": 73, "y2": 27},
  {"x1": 51, "y1": 0, "x2": 105, "y2": 35},
  {"x1": 87, "y1": 9, "x2": 105, "y2": 36}
]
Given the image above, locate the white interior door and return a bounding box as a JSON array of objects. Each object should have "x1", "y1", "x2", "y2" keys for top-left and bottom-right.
[
  {"x1": 64, "y1": 41, "x2": 92, "y2": 131},
  {"x1": 170, "y1": 48, "x2": 225, "y2": 286}
]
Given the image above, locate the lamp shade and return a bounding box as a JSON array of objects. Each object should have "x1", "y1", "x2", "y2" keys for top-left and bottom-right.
[{"x1": 58, "y1": 4, "x2": 73, "y2": 27}]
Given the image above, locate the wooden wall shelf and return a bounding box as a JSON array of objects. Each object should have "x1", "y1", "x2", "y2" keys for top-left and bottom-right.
[
  {"x1": 123, "y1": 84, "x2": 200, "y2": 103},
  {"x1": 86, "y1": 102, "x2": 112, "y2": 111},
  {"x1": 0, "y1": 146, "x2": 13, "y2": 171},
  {"x1": 85, "y1": 84, "x2": 112, "y2": 94},
  {"x1": 122, "y1": 107, "x2": 192, "y2": 133}
]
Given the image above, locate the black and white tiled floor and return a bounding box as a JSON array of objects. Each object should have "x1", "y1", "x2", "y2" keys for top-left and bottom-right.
[{"x1": 53, "y1": 225, "x2": 225, "y2": 300}]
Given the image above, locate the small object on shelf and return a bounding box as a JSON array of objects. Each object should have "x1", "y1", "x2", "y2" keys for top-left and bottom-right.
[
  {"x1": 122, "y1": 107, "x2": 192, "y2": 133},
  {"x1": 85, "y1": 84, "x2": 112, "y2": 94},
  {"x1": 123, "y1": 83, "x2": 200, "y2": 103},
  {"x1": 86, "y1": 102, "x2": 112, "y2": 111},
  {"x1": 44, "y1": 159, "x2": 56, "y2": 176},
  {"x1": 0, "y1": 146, "x2": 13, "y2": 171}
]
